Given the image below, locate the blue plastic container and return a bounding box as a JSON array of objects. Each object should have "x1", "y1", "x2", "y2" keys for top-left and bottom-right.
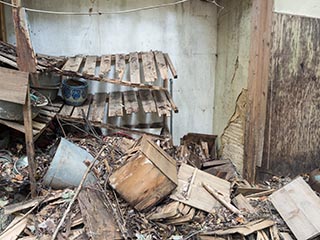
[{"x1": 62, "y1": 78, "x2": 88, "y2": 106}]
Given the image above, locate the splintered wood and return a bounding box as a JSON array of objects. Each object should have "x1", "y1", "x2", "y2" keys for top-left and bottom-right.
[
  {"x1": 78, "y1": 188, "x2": 121, "y2": 240},
  {"x1": 269, "y1": 177, "x2": 320, "y2": 240},
  {"x1": 170, "y1": 163, "x2": 231, "y2": 213},
  {"x1": 109, "y1": 136, "x2": 178, "y2": 211}
]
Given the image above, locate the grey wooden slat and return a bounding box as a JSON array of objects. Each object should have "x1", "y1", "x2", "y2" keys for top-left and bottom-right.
[
  {"x1": 62, "y1": 56, "x2": 83, "y2": 72},
  {"x1": 152, "y1": 90, "x2": 171, "y2": 117},
  {"x1": 138, "y1": 89, "x2": 157, "y2": 113},
  {"x1": 154, "y1": 51, "x2": 168, "y2": 81},
  {"x1": 115, "y1": 54, "x2": 126, "y2": 81},
  {"x1": 129, "y1": 52, "x2": 140, "y2": 84},
  {"x1": 99, "y1": 55, "x2": 111, "y2": 77},
  {"x1": 142, "y1": 52, "x2": 157, "y2": 82},
  {"x1": 123, "y1": 91, "x2": 139, "y2": 114},
  {"x1": 89, "y1": 93, "x2": 107, "y2": 122},
  {"x1": 82, "y1": 56, "x2": 97, "y2": 77},
  {"x1": 108, "y1": 92, "x2": 123, "y2": 117}
]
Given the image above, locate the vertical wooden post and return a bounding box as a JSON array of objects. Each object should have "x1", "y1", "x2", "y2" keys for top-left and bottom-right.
[
  {"x1": 12, "y1": 0, "x2": 38, "y2": 197},
  {"x1": 243, "y1": 0, "x2": 273, "y2": 183},
  {"x1": 0, "y1": 3, "x2": 6, "y2": 42}
]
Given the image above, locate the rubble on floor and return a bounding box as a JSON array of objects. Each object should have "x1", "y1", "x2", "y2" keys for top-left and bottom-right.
[{"x1": 0, "y1": 125, "x2": 318, "y2": 240}]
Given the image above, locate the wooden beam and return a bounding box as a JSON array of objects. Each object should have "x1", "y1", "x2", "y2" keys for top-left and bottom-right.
[
  {"x1": 0, "y1": 3, "x2": 6, "y2": 42},
  {"x1": 243, "y1": 0, "x2": 273, "y2": 183},
  {"x1": 12, "y1": 0, "x2": 38, "y2": 198}
]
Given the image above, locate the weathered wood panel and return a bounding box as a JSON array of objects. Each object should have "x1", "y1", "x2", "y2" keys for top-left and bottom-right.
[{"x1": 262, "y1": 13, "x2": 320, "y2": 177}]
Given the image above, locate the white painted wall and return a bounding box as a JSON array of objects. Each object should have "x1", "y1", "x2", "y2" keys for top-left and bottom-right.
[
  {"x1": 274, "y1": 0, "x2": 320, "y2": 19},
  {"x1": 5, "y1": 0, "x2": 218, "y2": 143},
  {"x1": 213, "y1": 0, "x2": 252, "y2": 139}
]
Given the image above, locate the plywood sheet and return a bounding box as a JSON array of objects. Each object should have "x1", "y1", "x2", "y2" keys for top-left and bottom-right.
[
  {"x1": 170, "y1": 163, "x2": 230, "y2": 213},
  {"x1": 269, "y1": 177, "x2": 320, "y2": 240}
]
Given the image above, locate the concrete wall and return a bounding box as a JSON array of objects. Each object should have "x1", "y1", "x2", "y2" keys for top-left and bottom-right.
[
  {"x1": 274, "y1": 0, "x2": 320, "y2": 19},
  {"x1": 4, "y1": 0, "x2": 218, "y2": 143},
  {"x1": 213, "y1": 0, "x2": 252, "y2": 139}
]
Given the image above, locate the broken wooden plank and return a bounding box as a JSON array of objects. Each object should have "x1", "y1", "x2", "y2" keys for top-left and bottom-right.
[
  {"x1": 82, "y1": 56, "x2": 97, "y2": 77},
  {"x1": 0, "y1": 66, "x2": 28, "y2": 104},
  {"x1": 269, "y1": 177, "x2": 320, "y2": 240},
  {"x1": 115, "y1": 54, "x2": 126, "y2": 81},
  {"x1": 202, "y1": 183, "x2": 241, "y2": 215},
  {"x1": 153, "y1": 90, "x2": 171, "y2": 116},
  {"x1": 4, "y1": 191, "x2": 63, "y2": 215},
  {"x1": 142, "y1": 52, "x2": 157, "y2": 82},
  {"x1": 0, "y1": 118, "x2": 38, "y2": 135},
  {"x1": 108, "y1": 92, "x2": 123, "y2": 117},
  {"x1": 62, "y1": 56, "x2": 83, "y2": 72},
  {"x1": 164, "y1": 89, "x2": 179, "y2": 113},
  {"x1": 204, "y1": 219, "x2": 275, "y2": 236},
  {"x1": 99, "y1": 55, "x2": 112, "y2": 78},
  {"x1": 78, "y1": 188, "x2": 121, "y2": 240},
  {"x1": 0, "y1": 215, "x2": 28, "y2": 240},
  {"x1": 89, "y1": 93, "x2": 107, "y2": 122},
  {"x1": 129, "y1": 52, "x2": 140, "y2": 84},
  {"x1": 148, "y1": 201, "x2": 180, "y2": 220},
  {"x1": 232, "y1": 194, "x2": 256, "y2": 213},
  {"x1": 164, "y1": 53, "x2": 177, "y2": 78},
  {"x1": 170, "y1": 163, "x2": 231, "y2": 213},
  {"x1": 138, "y1": 89, "x2": 157, "y2": 113},
  {"x1": 71, "y1": 95, "x2": 92, "y2": 119},
  {"x1": 154, "y1": 51, "x2": 168, "y2": 81},
  {"x1": 123, "y1": 91, "x2": 139, "y2": 114}
]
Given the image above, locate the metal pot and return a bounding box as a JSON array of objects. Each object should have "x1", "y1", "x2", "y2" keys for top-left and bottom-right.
[{"x1": 30, "y1": 72, "x2": 61, "y2": 101}]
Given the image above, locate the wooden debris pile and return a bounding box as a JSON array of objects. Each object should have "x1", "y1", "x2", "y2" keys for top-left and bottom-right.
[{"x1": 1, "y1": 130, "x2": 319, "y2": 239}]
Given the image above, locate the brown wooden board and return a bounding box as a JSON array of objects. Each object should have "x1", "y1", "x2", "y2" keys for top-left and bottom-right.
[
  {"x1": 99, "y1": 55, "x2": 111, "y2": 77},
  {"x1": 142, "y1": 52, "x2": 157, "y2": 82},
  {"x1": 62, "y1": 56, "x2": 83, "y2": 72},
  {"x1": 108, "y1": 92, "x2": 123, "y2": 117},
  {"x1": 0, "y1": 118, "x2": 38, "y2": 135},
  {"x1": 244, "y1": 0, "x2": 273, "y2": 183},
  {"x1": 170, "y1": 163, "x2": 231, "y2": 213},
  {"x1": 89, "y1": 93, "x2": 107, "y2": 122},
  {"x1": 0, "y1": 66, "x2": 28, "y2": 104},
  {"x1": 79, "y1": 188, "x2": 121, "y2": 240},
  {"x1": 261, "y1": 14, "x2": 320, "y2": 178},
  {"x1": 154, "y1": 51, "x2": 168, "y2": 81},
  {"x1": 269, "y1": 177, "x2": 320, "y2": 240},
  {"x1": 115, "y1": 54, "x2": 126, "y2": 81},
  {"x1": 129, "y1": 52, "x2": 140, "y2": 84},
  {"x1": 152, "y1": 90, "x2": 171, "y2": 116},
  {"x1": 122, "y1": 91, "x2": 139, "y2": 114},
  {"x1": 138, "y1": 89, "x2": 156, "y2": 113},
  {"x1": 82, "y1": 56, "x2": 97, "y2": 77}
]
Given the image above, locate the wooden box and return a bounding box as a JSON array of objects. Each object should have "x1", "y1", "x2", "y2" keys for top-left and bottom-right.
[{"x1": 109, "y1": 136, "x2": 178, "y2": 211}]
